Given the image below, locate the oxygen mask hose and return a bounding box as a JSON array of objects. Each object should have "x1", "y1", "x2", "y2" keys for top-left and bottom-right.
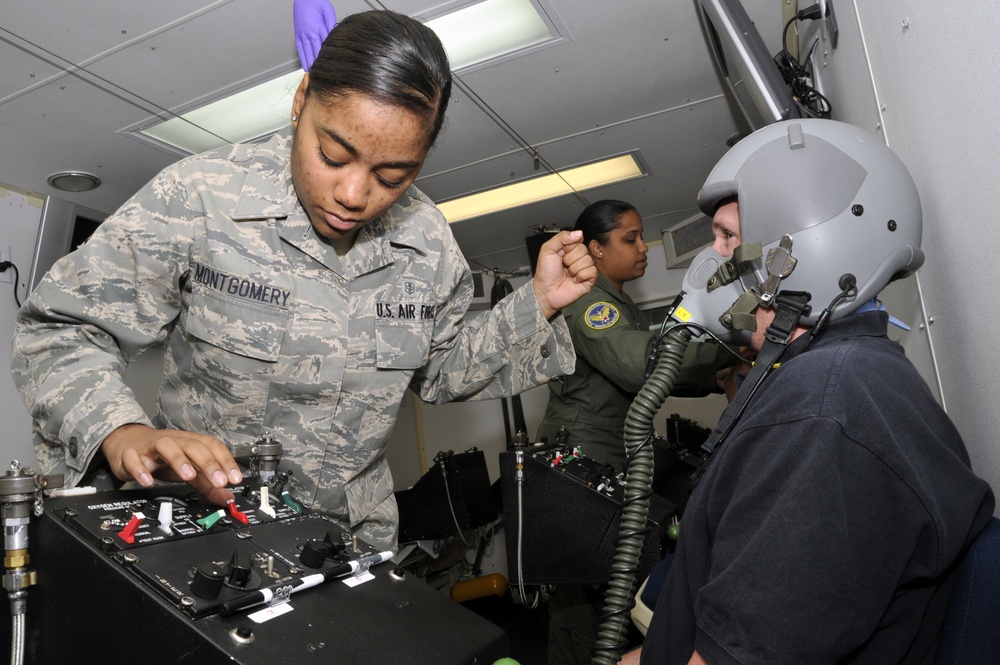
[{"x1": 591, "y1": 326, "x2": 693, "y2": 665}]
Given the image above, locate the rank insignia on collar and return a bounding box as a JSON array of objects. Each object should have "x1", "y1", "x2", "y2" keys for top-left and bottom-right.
[{"x1": 585, "y1": 302, "x2": 620, "y2": 330}]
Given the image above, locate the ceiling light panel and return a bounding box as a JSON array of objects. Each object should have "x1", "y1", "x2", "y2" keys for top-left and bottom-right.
[
  {"x1": 425, "y1": 0, "x2": 559, "y2": 71},
  {"x1": 129, "y1": 0, "x2": 567, "y2": 156},
  {"x1": 134, "y1": 70, "x2": 304, "y2": 155},
  {"x1": 437, "y1": 153, "x2": 647, "y2": 223}
]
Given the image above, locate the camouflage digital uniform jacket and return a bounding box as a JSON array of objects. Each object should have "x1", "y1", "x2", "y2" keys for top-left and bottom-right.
[{"x1": 11, "y1": 128, "x2": 575, "y2": 550}]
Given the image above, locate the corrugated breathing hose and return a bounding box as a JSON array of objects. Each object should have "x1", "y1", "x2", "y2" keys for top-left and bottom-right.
[{"x1": 591, "y1": 325, "x2": 694, "y2": 664}]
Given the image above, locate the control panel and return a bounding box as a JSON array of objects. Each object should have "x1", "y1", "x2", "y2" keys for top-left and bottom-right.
[
  {"x1": 526, "y1": 444, "x2": 625, "y2": 500},
  {"x1": 56, "y1": 485, "x2": 379, "y2": 619},
  {"x1": 0, "y1": 452, "x2": 509, "y2": 664}
]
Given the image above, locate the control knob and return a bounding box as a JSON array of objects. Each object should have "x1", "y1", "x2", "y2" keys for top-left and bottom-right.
[{"x1": 190, "y1": 563, "x2": 225, "y2": 600}]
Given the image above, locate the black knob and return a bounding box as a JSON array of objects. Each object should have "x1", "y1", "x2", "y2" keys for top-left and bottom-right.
[
  {"x1": 324, "y1": 531, "x2": 347, "y2": 559},
  {"x1": 225, "y1": 550, "x2": 253, "y2": 589},
  {"x1": 300, "y1": 539, "x2": 331, "y2": 569},
  {"x1": 190, "y1": 563, "x2": 225, "y2": 600}
]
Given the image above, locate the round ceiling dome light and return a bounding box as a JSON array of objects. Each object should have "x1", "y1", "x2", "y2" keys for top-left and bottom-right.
[{"x1": 47, "y1": 171, "x2": 101, "y2": 192}]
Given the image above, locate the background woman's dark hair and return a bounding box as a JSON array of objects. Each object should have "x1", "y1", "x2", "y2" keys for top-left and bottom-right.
[
  {"x1": 574, "y1": 200, "x2": 639, "y2": 246},
  {"x1": 307, "y1": 10, "x2": 452, "y2": 147}
]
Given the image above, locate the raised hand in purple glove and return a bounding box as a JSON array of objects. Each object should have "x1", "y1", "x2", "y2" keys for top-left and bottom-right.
[{"x1": 293, "y1": 0, "x2": 337, "y2": 71}]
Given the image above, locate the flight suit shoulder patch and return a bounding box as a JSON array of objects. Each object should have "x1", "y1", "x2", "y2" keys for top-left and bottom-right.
[{"x1": 584, "y1": 301, "x2": 620, "y2": 330}]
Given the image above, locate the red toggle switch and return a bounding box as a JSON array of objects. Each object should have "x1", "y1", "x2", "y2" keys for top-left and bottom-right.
[
  {"x1": 118, "y1": 512, "x2": 145, "y2": 544},
  {"x1": 227, "y1": 500, "x2": 249, "y2": 525}
]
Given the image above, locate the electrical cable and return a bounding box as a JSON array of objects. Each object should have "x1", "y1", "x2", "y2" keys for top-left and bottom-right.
[
  {"x1": 369, "y1": 0, "x2": 594, "y2": 211},
  {"x1": 0, "y1": 3, "x2": 238, "y2": 145},
  {"x1": 643, "y1": 314, "x2": 747, "y2": 382},
  {"x1": 591, "y1": 325, "x2": 695, "y2": 665},
  {"x1": 776, "y1": 7, "x2": 832, "y2": 119},
  {"x1": 467, "y1": 260, "x2": 530, "y2": 280},
  {"x1": 514, "y1": 448, "x2": 541, "y2": 610},
  {"x1": 806, "y1": 276, "x2": 857, "y2": 348},
  {"x1": 0, "y1": 261, "x2": 22, "y2": 308},
  {"x1": 489, "y1": 276, "x2": 528, "y2": 444},
  {"x1": 450, "y1": 77, "x2": 592, "y2": 210},
  {"x1": 440, "y1": 462, "x2": 474, "y2": 549}
]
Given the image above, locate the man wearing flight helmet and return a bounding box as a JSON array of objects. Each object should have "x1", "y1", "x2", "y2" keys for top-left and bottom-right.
[{"x1": 639, "y1": 119, "x2": 994, "y2": 665}]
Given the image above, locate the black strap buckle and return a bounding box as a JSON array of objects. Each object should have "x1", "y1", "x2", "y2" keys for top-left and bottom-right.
[{"x1": 764, "y1": 291, "x2": 812, "y2": 344}]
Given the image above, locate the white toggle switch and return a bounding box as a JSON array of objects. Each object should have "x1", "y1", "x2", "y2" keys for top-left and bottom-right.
[
  {"x1": 157, "y1": 501, "x2": 173, "y2": 534},
  {"x1": 259, "y1": 486, "x2": 276, "y2": 518}
]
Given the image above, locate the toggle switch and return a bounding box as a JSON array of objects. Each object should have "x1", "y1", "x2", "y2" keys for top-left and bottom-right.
[
  {"x1": 258, "y1": 486, "x2": 276, "y2": 518},
  {"x1": 226, "y1": 499, "x2": 249, "y2": 525},
  {"x1": 117, "y1": 512, "x2": 145, "y2": 544},
  {"x1": 282, "y1": 490, "x2": 303, "y2": 514},
  {"x1": 324, "y1": 530, "x2": 348, "y2": 561},
  {"x1": 197, "y1": 509, "x2": 225, "y2": 531},
  {"x1": 157, "y1": 501, "x2": 174, "y2": 535}
]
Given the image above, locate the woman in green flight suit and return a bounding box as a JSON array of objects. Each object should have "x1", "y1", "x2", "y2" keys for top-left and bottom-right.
[
  {"x1": 536, "y1": 200, "x2": 730, "y2": 665},
  {"x1": 536, "y1": 200, "x2": 725, "y2": 471}
]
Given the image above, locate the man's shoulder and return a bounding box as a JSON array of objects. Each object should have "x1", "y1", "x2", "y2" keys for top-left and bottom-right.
[{"x1": 748, "y1": 330, "x2": 917, "y2": 423}]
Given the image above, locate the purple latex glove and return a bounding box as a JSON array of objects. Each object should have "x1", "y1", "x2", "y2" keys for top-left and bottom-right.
[{"x1": 293, "y1": 0, "x2": 337, "y2": 71}]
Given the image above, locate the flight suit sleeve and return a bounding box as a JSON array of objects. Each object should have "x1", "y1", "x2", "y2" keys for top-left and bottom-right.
[
  {"x1": 10, "y1": 167, "x2": 196, "y2": 486},
  {"x1": 670, "y1": 326, "x2": 740, "y2": 395}
]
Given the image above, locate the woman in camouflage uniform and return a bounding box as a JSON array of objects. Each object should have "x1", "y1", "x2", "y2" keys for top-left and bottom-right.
[{"x1": 11, "y1": 10, "x2": 596, "y2": 551}]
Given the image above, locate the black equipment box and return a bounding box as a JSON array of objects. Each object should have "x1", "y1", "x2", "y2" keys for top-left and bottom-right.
[
  {"x1": 499, "y1": 451, "x2": 661, "y2": 586},
  {"x1": 1, "y1": 484, "x2": 507, "y2": 665},
  {"x1": 396, "y1": 449, "x2": 497, "y2": 543}
]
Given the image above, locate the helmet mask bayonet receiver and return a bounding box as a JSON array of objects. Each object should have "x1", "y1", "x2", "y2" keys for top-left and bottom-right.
[{"x1": 675, "y1": 119, "x2": 924, "y2": 345}]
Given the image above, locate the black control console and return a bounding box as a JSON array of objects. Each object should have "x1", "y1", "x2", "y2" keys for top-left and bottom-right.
[
  {"x1": 60, "y1": 486, "x2": 372, "y2": 619},
  {"x1": 499, "y1": 449, "x2": 662, "y2": 586},
  {"x1": 2, "y1": 482, "x2": 508, "y2": 665}
]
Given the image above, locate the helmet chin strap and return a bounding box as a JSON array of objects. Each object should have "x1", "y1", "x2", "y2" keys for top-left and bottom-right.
[
  {"x1": 752, "y1": 235, "x2": 798, "y2": 308},
  {"x1": 712, "y1": 235, "x2": 799, "y2": 336},
  {"x1": 691, "y1": 234, "x2": 820, "y2": 481},
  {"x1": 694, "y1": 290, "x2": 812, "y2": 482}
]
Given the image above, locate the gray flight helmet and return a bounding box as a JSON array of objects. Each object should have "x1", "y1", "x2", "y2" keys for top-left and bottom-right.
[{"x1": 684, "y1": 119, "x2": 923, "y2": 339}]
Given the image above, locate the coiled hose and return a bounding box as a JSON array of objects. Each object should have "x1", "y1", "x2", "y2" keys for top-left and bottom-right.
[{"x1": 591, "y1": 326, "x2": 693, "y2": 664}]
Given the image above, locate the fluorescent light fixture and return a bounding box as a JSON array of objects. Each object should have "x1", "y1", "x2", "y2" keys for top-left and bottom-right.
[
  {"x1": 137, "y1": 70, "x2": 304, "y2": 155},
  {"x1": 133, "y1": 0, "x2": 561, "y2": 155},
  {"x1": 425, "y1": 0, "x2": 556, "y2": 71},
  {"x1": 437, "y1": 153, "x2": 646, "y2": 223}
]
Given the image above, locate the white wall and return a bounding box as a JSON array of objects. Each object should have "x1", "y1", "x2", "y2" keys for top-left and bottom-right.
[
  {"x1": 810, "y1": 1, "x2": 1000, "y2": 509},
  {"x1": 0, "y1": 186, "x2": 43, "y2": 470}
]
